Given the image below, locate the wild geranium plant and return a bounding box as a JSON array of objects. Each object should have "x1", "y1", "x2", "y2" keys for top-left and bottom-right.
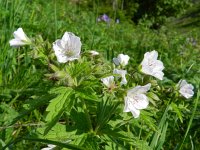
[{"x1": 5, "y1": 28, "x2": 195, "y2": 150}]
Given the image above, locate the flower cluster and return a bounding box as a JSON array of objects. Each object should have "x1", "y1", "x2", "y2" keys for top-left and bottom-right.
[
  {"x1": 10, "y1": 28, "x2": 195, "y2": 119},
  {"x1": 101, "y1": 50, "x2": 194, "y2": 118}
]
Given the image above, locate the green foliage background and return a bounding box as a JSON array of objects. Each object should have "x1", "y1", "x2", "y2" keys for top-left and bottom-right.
[{"x1": 0, "y1": 0, "x2": 200, "y2": 149}]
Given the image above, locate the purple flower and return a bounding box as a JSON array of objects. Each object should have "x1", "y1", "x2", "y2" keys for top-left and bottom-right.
[{"x1": 101, "y1": 14, "x2": 110, "y2": 22}]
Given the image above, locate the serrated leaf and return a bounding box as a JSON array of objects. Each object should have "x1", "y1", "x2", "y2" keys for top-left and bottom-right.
[
  {"x1": 37, "y1": 123, "x2": 76, "y2": 141},
  {"x1": 0, "y1": 103, "x2": 19, "y2": 125},
  {"x1": 71, "y1": 133, "x2": 88, "y2": 146},
  {"x1": 45, "y1": 87, "x2": 73, "y2": 134},
  {"x1": 171, "y1": 102, "x2": 183, "y2": 123},
  {"x1": 76, "y1": 91, "x2": 99, "y2": 102},
  {"x1": 148, "y1": 92, "x2": 160, "y2": 101},
  {"x1": 49, "y1": 64, "x2": 59, "y2": 72},
  {"x1": 148, "y1": 97, "x2": 156, "y2": 106}
]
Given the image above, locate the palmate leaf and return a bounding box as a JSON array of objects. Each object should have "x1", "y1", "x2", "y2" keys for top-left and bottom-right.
[
  {"x1": 171, "y1": 102, "x2": 183, "y2": 123},
  {"x1": 37, "y1": 123, "x2": 76, "y2": 141},
  {"x1": 0, "y1": 103, "x2": 19, "y2": 125},
  {"x1": 103, "y1": 128, "x2": 151, "y2": 150},
  {"x1": 44, "y1": 87, "x2": 73, "y2": 135},
  {"x1": 95, "y1": 96, "x2": 120, "y2": 133}
]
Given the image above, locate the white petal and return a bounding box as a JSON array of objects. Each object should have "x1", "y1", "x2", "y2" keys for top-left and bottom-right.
[
  {"x1": 121, "y1": 77, "x2": 127, "y2": 85},
  {"x1": 113, "y1": 58, "x2": 120, "y2": 65},
  {"x1": 123, "y1": 97, "x2": 131, "y2": 112},
  {"x1": 178, "y1": 80, "x2": 188, "y2": 88},
  {"x1": 89, "y1": 50, "x2": 99, "y2": 56},
  {"x1": 179, "y1": 89, "x2": 194, "y2": 99},
  {"x1": 41, "y1": 148, "x2": 51, "y2": 150},
  {"x1": 113, "y1": 69, "x2": 127, "y2": 85},
  {"x1": 9, "y1": 39, "x2": 26, "y2": 47},
  {"x1": 53, "y1": 40, "x2": 64, "y2": 53},
  {"x1": 56, "y1": 54, "x2": 68, "y2": 63},
  {"x1": 101, "y1": 76, "x2": 114, "y2": 88},
  {"x1": 132, "y1": 94, "x2": 149, "y2": 109},
  {"x1": 154, "y1": 60, "x2": 164, "y2": 71},
  {"x1": 113, "y1": 69, "x2": 127, "y2": 75},
  {"x1": 123, "y1": 97, "x2": 141, "y2": 118},
  {"x1": 118, "y1": 54, "x2": 130, "y2": 66},
  {"x1": 144, "y1": 50, "x2": 158, "y2": 60},
  {"x1": 130, "y1": 107, "x2": 140, "y2": 118},
  {"x1": 62, "y1": 32, "x2": 72, "y2": 42},
  {"x1": 127, "y1": 83, "x2": 151, "y2": 97},
  {"x1": 48, "y1": 144, "x2": 56, "y2": 148},
  {"x1": 13, "y1": 28, "x2": 27, "y2": 41},
  {"x1": 153, "y1": 71, "x2": 164, "y2": 80}
]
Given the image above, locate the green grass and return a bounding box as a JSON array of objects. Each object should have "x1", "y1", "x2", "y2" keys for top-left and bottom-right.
[
  {"x1": 167, "y1": 1, "x2": 200, "y2": 34},
  {"x1": 0, "y1": 0, "x2": 200, "y2": 149}
]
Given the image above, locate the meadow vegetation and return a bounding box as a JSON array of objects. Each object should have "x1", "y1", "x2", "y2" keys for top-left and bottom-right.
[{"x1": 0, "y1": 0, "x2": 200, "y2": 149}]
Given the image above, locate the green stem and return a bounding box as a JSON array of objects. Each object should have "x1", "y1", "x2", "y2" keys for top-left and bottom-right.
[
  {"x1": 81, "y1": 99, "x2": 93, "y2": 132},
  {"x1": 178, "y1": 90, "x2": 199, "y2": 150},
  {"x1": 127, "y1": 124, "x2": 133, "y2": 150}
]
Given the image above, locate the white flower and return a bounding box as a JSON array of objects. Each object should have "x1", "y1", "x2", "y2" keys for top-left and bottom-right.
[
  {"x1": 41, "y1": 144, "x2": 56, "y2": 150},
  {"x1": 101, "y1": 76, "x2": 115, "y2": 88},
  {"x1": 124, "y1": 83, "x2": 151, "y2": 118},
  {"x1": 9, "y1": 28, "x2": 31, "y2": 47},
  {"x1": 113, "y1": 69, "x2": 127, "y2": 85},
  {"x1": 177, "y1": 80, "x2": 194, "y2": 99},
  {"x1": 53, "y1": 32, "x2": 82, "y2": 63},
  {"x1": 113, "y1": 54, "x2": 130, "y2": 67},
  {"x1": 141, "y1": 50, "x2": 164, "y2": 80},
  {"x1": 89, "y1": 50, "x2": 99, "y2": 56}
]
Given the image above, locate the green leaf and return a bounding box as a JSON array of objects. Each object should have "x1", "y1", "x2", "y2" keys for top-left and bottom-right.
[
  {"x1": 156, "y1": 122, "x2": 168, "y2": 150},
  {"x1": 103, "y1": 128, "x2": 151, "y2": 150},
  {"x1": 11, "y1": 94, "x2": 53, "y2": 125},
  {"x1": 44, "y1": 87, "x2": 73, "y2": 135},
  {"x1": 95, "y1": 96, "x2": 120, "y2": 133},
  {"x1": 37, "y1": 123, "x2": 76, "y2": 141},
  {"x1": 171, "y1": 102, "x2": 183, "y2": 123},
  {"x1": 0, "y1": 103, "x2": 19, "y2": 125},
  {"x1": 150, "y1": 105, "x2": 169, "y2": 149},
  {"x1": 71, "y1": 133, "x2": 88, "y2": 146},
  {"x1": 178, "y1": 90, "x2": 200, "y2": 150},
  {"x1": 76, "y1": 91, "x2": 99, "y2": 102},
  {"x1": 148, "y1": 92, "x2": 160, "y2": 101}
]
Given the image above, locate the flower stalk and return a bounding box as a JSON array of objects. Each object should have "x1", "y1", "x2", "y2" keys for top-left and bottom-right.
[{"x1": 80, "y1": 99, "x2": 93, "y2": 132}]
